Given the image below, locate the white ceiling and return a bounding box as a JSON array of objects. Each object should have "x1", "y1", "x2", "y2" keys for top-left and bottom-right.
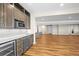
[
  {"x1": 20, "y1": 3, "x2": 79, "y2": 17},
  {"x1": 20, "y1": 3, "x2": 79, "y2": 25}
]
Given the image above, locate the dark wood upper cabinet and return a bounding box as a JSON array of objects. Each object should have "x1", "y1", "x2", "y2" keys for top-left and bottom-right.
[
  {"x1": 4, "y1": 3, "x2": 14, "y2": 29},
  {"x1": 0, "y1": 3, "x2": 30, "y2": 29},
  {"x1": 25, "y1": 15, "x2": 30, "y2": 29},
  {"x1": 14, "y1": 3, "x2": 30, "y2": 29},
  {"x1": 0, "y1": 3, "x2": 14, "y2": 29},
  {"x1": 0, "y1": 4, "x2": 5, "y2": 28}
]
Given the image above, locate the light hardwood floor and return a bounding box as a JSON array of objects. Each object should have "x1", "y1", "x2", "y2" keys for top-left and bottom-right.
[{"x1": 23, "y1": 34, "x2": 79, "y2": 56}]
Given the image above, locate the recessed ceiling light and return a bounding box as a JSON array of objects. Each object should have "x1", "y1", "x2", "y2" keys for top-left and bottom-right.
[{"x1": 60, "y1": 3, "x2": 64, "y2": 7}]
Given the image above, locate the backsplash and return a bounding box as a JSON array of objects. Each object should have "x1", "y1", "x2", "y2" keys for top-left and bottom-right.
[{"x1": 0, "y1": 29, "x2": 31, "y2": 35}]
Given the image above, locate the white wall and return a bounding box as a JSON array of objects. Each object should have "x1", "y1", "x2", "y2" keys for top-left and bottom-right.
[
  {"x1": 73, "y1": 24, "x2": 79, "y2": 33},
  {"x1": 52, "y1": 25, "x2": 58, "y2": 35},
  {"x1": 58, "y1": 24, "x2": 79, "y2": 35},
  {"x1": 29, "y1": 14, "x2": 37, "y2": 44},
  {"x1": 38, "y1": 25, "x2": 42, "y2": 32},
  {"x1": 47, "y1": 25, "x2": 52, "y2": 34},
  {"x1": 37, "y1": 25, "x2": 47, "y2": 34},
  {"x1": 58, "y1": 24, "x2": 71, "y2": 35},
  {"x1": 38, "y1": 24, "x2": 79, "y2": 35}
]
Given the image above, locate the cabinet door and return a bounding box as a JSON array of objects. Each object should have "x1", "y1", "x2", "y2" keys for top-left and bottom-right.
[
  {"x1": 23, "y1": 35, "x2": 33, "y2": 52},
  {"x1": 0, "y1": 4, "x2": 5, "y2": 28},
  {"x1": 29, "y1": 35, "x2": 33, "y2": 46},
  {"x1": 16, "y1": 38, "x2": 23, "y2": 56},
  {"x1": 25, "y1": 15, "x2": 30, "y2": 29},
  {"x1": 23, "y1": 36, "x2": 29, "y2": 52},
  {"x1": 22, "y1": 12, "x2": 30, "y2": 29},
  {"x1": 4, "y1": 4, "x2": 14, "y2": 29},
  {"x1": 23, "y1": 14, "x2": 27, "y2": 29},
  {"x1": 27, "y1": 15, "x2": 30, "y2": 29},
  {"x1": 14, "y1": 7, "x2": 25, "y2": 21}
]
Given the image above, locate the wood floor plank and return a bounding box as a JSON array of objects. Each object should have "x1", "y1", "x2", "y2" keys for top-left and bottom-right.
[{"x1": 23, "y1": 34, "x2": 79, "y2": 56}]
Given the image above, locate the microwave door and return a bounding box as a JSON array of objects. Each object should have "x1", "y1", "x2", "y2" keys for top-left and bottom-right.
[
  {"x1": 14, "y1": 19, "x2": 25, "y2": 28},
  {"x1": 19, "y1": 21, "x2": 25, "y2": 27}
]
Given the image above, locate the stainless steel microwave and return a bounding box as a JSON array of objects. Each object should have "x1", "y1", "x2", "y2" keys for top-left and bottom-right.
[{"x1": 14, "y1": 19, "x2": 25, "y2": 29}]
